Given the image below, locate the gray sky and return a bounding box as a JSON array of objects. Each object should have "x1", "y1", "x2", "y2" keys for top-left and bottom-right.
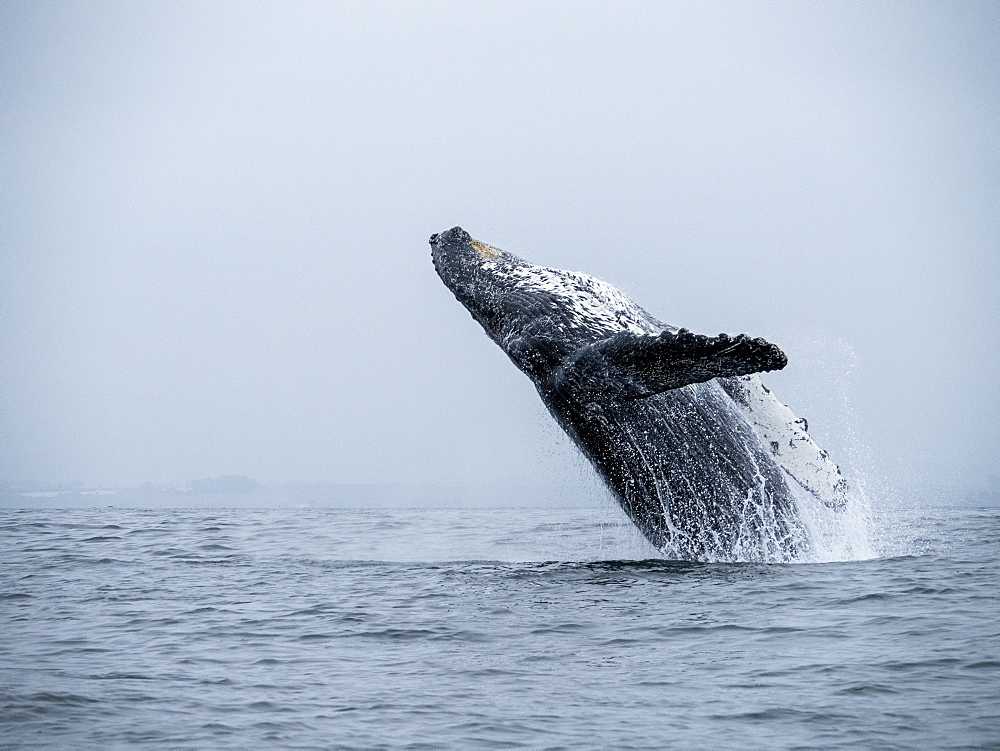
[{"x1": 2, "y1": 1, "x2": 997, "y2": 491}]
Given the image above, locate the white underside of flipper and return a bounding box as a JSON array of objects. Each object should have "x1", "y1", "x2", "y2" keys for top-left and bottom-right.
[{"x1": 722, "y1": 375, "x2": 849, "y2": 509}]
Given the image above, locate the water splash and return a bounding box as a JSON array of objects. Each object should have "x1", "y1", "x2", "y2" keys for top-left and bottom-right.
[
  {"x1": 653, "y1": 336, "x2": 892, "y2": 564},
  {"x1": 784, "y1": 337, "x2": 900, "y2": 563},
  {"x1": 792, "y1": 483, "x2": 877, "y2": 562}
]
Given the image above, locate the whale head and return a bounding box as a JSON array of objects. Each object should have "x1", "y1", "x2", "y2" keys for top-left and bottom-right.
[
  {"x1": 430, "y1": 226, "x2": 656, "y2": 379},
  {"x1": 429, "y1": 227, "x2": 520, "y2": 335}
]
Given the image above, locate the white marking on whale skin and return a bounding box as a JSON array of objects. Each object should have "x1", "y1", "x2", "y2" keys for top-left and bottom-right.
[
  {"x1": 724, "y1": 374, "x2": 848, "y2": 508},
  {"x1": 485, "y1": 260, "x2": 653, "y2": 336}
]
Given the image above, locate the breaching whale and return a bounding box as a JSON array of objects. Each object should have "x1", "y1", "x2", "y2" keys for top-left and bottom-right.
[{"x1": 430, "y1": 227, "x2": 849, "y2": 562}]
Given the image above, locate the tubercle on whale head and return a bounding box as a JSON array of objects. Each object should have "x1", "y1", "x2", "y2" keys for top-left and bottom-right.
[
  {"x1": 429, "y1": 226, "x2": 508, "y2": 266},
  {"x1": 429, "y1": 226, "x2": 522, "y2": 335}
]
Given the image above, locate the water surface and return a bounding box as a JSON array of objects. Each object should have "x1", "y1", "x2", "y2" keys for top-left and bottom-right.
[{"x1": 2, "y1": 505, "x2": 997, "y2": 749}]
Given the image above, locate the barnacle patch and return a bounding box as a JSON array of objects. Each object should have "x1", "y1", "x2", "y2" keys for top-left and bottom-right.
[{"x1": 470, "y1": 240, "x2": 500, "y2": 260}]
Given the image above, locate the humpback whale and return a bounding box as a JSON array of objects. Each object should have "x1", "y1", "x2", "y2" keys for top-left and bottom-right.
[{"x1": 430, "y1": 227, "x2": 849, "y2": 562}]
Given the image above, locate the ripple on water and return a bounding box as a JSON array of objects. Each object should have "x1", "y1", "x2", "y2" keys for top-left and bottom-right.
[{"x1": 0, "y1": 505, "x2": 997, "y2": 750}]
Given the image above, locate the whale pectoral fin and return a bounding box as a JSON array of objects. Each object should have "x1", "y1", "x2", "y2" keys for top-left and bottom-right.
[
  {"x1": 554, "y1": 329, "x2": 787, "y2": 399},
  {"x1": 612, "y1": 329, "x2": 788, "y2": 396}
]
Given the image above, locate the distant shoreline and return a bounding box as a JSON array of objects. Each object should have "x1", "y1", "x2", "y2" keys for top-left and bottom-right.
[{"x1": 0, "y1": 483, "x2": 613, "y2": 510}]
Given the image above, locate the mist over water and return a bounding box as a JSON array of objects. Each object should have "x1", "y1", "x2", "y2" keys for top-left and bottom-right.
[{"x1": 2, "y1": 1, "x2": 998, "y2": 492}]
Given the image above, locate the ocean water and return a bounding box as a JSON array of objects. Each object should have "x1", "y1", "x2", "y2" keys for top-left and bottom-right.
[{"x1": 1, "y1": 504, "x2": 998, "y2": 749}]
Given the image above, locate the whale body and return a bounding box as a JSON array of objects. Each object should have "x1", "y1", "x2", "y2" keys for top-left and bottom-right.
[{"x1": 430, "y1": 227, "x2": 848, "y2": 562}]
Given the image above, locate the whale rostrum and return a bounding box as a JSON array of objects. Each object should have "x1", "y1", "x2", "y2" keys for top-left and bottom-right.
[{"x1": 430, "y1": 227, "x2": 848, "y2": 562}]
